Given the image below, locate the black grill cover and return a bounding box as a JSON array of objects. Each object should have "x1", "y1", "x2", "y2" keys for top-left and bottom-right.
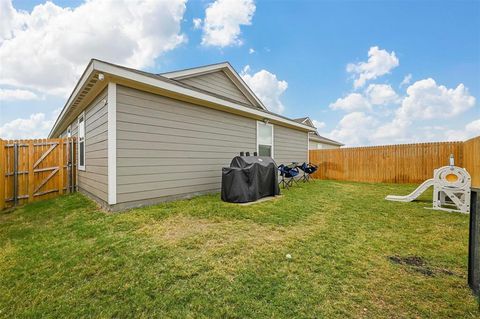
[{"x1": 221, "y1": 156, "x2": 280, "y2": 203}]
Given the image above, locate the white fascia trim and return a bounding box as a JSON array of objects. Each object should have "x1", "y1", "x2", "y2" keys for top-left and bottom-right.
[
  {"x1": 161, "y1": 62, "x2": 231, "y2": 79},
  {"x1": 160, "y1": 62, "x2": 267, "y2": 110},
  {"x1": 77, "y1": 111, "x2": 86, "y2": 171},
  {"x1": 49, "y1": 61, "x2": 94, "y2": 137},
  {"x1": 302, "y1": 117, "x2": 315, "y2": 128},
  {"x1": 307, "y1": 132, "x2": 310, "y2": 162},
  {"x1": 93, "y1": 61, "x2": 314, "y2": 132},
  {"x1": 107, "y1": 82, "x2": 117, "y2": 205}
]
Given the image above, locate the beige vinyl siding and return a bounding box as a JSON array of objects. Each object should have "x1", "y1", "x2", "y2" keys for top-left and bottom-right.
[
  {"x1": 65, "y1": 89, "x2": 108, "y2": 202},
  {"x1": 274, "y1": 125, "x2": 308, "y2": 165},
  {"x1": 179, "y1": 71, "x2": 254, "y2": 107},
  {"x1": 116, "y1": 85, "x2": 257, "y2": 204}
]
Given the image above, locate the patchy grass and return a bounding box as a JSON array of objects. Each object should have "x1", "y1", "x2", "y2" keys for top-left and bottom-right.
[{"x1": 0, "y1": 180, "x2": 477, "y2": 318}]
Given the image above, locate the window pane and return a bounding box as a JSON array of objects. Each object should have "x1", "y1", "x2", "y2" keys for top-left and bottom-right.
[
  {"x1": 79, "y1": 142, "x2": 84, "y2": 166},
  {"x1": 258, "y1": 144, "x2": 271, "y2": 157},
  {"x1": 258, "y1": 123, "x2": 272, "y2": 145}
]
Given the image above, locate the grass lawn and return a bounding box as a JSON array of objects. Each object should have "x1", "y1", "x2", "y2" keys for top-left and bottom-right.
[{"x1": 0, "y1": 180, "x2": 478, "y2": 318}]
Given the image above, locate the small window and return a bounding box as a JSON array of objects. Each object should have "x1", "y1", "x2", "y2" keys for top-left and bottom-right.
[
  {"x1": 78, "y1": 112, "x2": 86, "y2": 171},
  {"x1": 257, "y1": 121, "x2": 274, "y2": 157}
]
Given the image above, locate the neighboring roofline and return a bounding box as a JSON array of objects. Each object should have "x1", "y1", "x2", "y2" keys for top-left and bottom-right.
[
  {"x1": 308, "y1": 132, "x2": 344, "y2": 146},
  {"x1": 293, "y1": 117, "x2": 315, "y2": 128},
  {"x1": 160, "y1": 62, "x2": 267, "y2": 111},
  {"x1": 49, "y1": 59, "x2": 315, "y2": 137}
]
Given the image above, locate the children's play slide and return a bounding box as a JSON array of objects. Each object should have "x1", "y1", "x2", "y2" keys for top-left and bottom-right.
[
  {"x1": 385, "y1": 179, "x2": 434, "y2": 202},
  {"x1": 385, "y1": 155, "x2": 471, "y2": 213}
]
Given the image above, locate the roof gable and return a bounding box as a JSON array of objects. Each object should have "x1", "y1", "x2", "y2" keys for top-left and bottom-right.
[
  {"x1": 293, "y1": 117, "x2": 315, "y2": 128},
  {"x1": 161, "y1": 62, "x2": 266, "y2": 110}
]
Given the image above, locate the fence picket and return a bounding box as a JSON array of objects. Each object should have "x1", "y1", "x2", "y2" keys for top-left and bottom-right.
[
  {"x1": 0, "y1": 139, "x2": 4, "y2": 209},
  {"x1": 0, "y1": 137, "x2": 77, "y2": 209},
  {"x1": 310, "y1": 137, "x2": 480, "y2": 188},
  {"x1": 58, "y1": 139, "x2": 64, "y2": 195}
]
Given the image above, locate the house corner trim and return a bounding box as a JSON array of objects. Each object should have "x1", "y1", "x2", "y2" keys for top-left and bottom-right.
[{"x1": 107, "y1": 82, "x2": 117, "y2": 205}]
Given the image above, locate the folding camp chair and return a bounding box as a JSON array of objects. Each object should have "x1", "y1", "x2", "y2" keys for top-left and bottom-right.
[
  {"x1": 297, "y1": 162, "x2": 318, "y2": 182},
  {"x1": 278, "y1": 164, "x2": 299, "y2": 189}
]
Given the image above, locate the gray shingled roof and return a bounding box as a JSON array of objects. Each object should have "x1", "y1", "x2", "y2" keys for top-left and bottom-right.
[
  {"x1": 309, "y1": 131, "x2": 344, "y2": 146},
  {"x1": 293, "y1": 117, "x2": 343, "y2": 146}
]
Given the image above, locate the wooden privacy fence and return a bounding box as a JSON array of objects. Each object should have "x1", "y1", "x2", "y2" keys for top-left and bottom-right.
[
  {"x1": 309, "y1": 136, "x2": 480, "y2": 187},
  {"x1": 0, "y1": 138, "x2": 77, "y2": 209}
]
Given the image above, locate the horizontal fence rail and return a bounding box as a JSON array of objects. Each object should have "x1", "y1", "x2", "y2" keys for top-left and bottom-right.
[
  {"x1": 0, "y1": 138, "x2": 77, "y2": 209},
  {"x1": 309, "y1": 136, "x2": 480, "y2": 188}
]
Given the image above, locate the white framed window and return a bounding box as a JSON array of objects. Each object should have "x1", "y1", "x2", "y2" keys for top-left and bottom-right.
[
  {"x1": 257, "y1": 121, "x2": 274, "y2": 157},
  {"x1": 77, "y1": 112, "x2": 86, "y2": 171}
]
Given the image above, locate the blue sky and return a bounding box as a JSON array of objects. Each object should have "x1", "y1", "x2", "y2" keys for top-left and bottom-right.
[{"x1": 1, "y1": 0, "x2": 479, "y2": 145}]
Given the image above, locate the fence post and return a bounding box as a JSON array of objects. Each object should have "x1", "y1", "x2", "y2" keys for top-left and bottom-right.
[
  {"x1": 66, "y1": 138, "x2": 70, "y2": 193},
  {"x1": 58, "y1": 139, "x2": 64, "y2": 195},
  {"x1": 28, "y1": 140, "x2": 35, "y2": 203},
  {"x1": 469, "y1": 188, "x2": 480, "y2": 295},
  {"x1": 73, "y1": 137, "x2": 77, "y2": 192},
  {"x1": 0, "y1": 139, "x2": 4, "y2": 210},
  {"x1": 13, "y1": 141, "x2": 18, "y2": 206}
]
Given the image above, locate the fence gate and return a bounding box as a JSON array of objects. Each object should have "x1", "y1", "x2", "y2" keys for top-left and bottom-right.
[{"x1": 0, "y1": 138, "x2": 77, "y2": 209}]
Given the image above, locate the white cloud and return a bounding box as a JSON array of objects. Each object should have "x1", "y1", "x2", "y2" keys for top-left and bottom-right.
[
  {"x1": 400, "y1": 73, "x2": 412, "y2": 87},
  {"x1": 327, "y1": 46, "x2": 477, "y2": 146},
  {"x1": 371, "y1": 117, "x2": 410, "y2": 143},
  {"x1": 193, "y1": 18, "x2": 202, "y2": 29},
  {"x1": 249, "y1": 48, "x2": 255, "y2": 54},
  {"x1": 326, "y1": 78, "x2": 477, "y2": 146},
  {"x1": 329, "y1": 93, "x2": 371, "y2": 112},
  {"x1": 201, "y1": 0, "x2": 255, "y2": 47},
  {"x1": 0, "y1": 0, "x2": 27, "y2": 41},
  {"x1": 0, "y1": 0, "x2": 187, "y2": 96},
  {"x1": 466, "y1": 119, "x2": 480, "y2": 133},
  {"x1": 327, "y1": 112, "x2": 377, "y2": 146},
  {"x1": 364, "y1": 79, "x2": 475, "y2": 144},
  {"x1": 312, "y1": 119, "x2": 326, "y2": 129},
  {"x1": 445, "y1": 118, "x2": 480, "y2": 141},
  {"x1": 241, "y1": 65, "x2": 288, "y2": 114},
  {"x1": 0, "y1": 88, "x2": 40, "y2": 101},
  {"x1": 0, "y1": 108, "x2": 61, "y2": 139},
  {"x1": 396, "y1": 78, "x2": 475, "y2": 120},
  {"x1": 347, "y1": 46, "x2": 399, "y2": 88},
  {"x1": 329, "y1": 84, "x2": 398, "y2": 114},
  {"x1": 365, "y1": 84, "x2": 399, "y2": 105}
]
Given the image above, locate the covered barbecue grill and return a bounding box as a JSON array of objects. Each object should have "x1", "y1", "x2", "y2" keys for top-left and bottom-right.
[{"x1": 221, "y1": 155, "x2": 280, "y2": 203}]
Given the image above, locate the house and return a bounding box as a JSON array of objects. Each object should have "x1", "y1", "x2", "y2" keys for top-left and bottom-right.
[
  {"x1": 293, "y1": 117, "x2": 343, "y2": 150},
  {"x1": 49, "y1": 59, "x2": 315, "y2": 211},
  {"x1": 308, "y1": 132, "x2": 343, "y2": 149}
]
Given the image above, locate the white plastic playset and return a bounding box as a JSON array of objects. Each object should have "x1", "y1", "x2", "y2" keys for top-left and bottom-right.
[{"x1": 385, "y1": 155, "x2": 471, "y2": 214}]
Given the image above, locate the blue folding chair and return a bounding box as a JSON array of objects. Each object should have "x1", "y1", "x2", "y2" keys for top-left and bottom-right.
[
  {"x1": 297, "y1": 162, "x2": 318, "y2": 182},
  {"x1": 278, "y1": 164, "x2": 299, "y2": 189}
]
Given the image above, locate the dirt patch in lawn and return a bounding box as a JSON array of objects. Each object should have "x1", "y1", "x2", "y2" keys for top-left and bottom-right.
[
  {"x1": 136, "y1": 214, "x2": 327, "y2": 279},
  {"x1": 137, "y1": 215, "x2": 287, "y2": 247},
  {"x1": 389, "y1": 255, "x2": 426, "y2": 267},
  {"x1": 0, "y1": 241, "x2": 16, "y2": 270},
  {"x1": 388, "y1": 255, "x2": 457, "y2": 277}
]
